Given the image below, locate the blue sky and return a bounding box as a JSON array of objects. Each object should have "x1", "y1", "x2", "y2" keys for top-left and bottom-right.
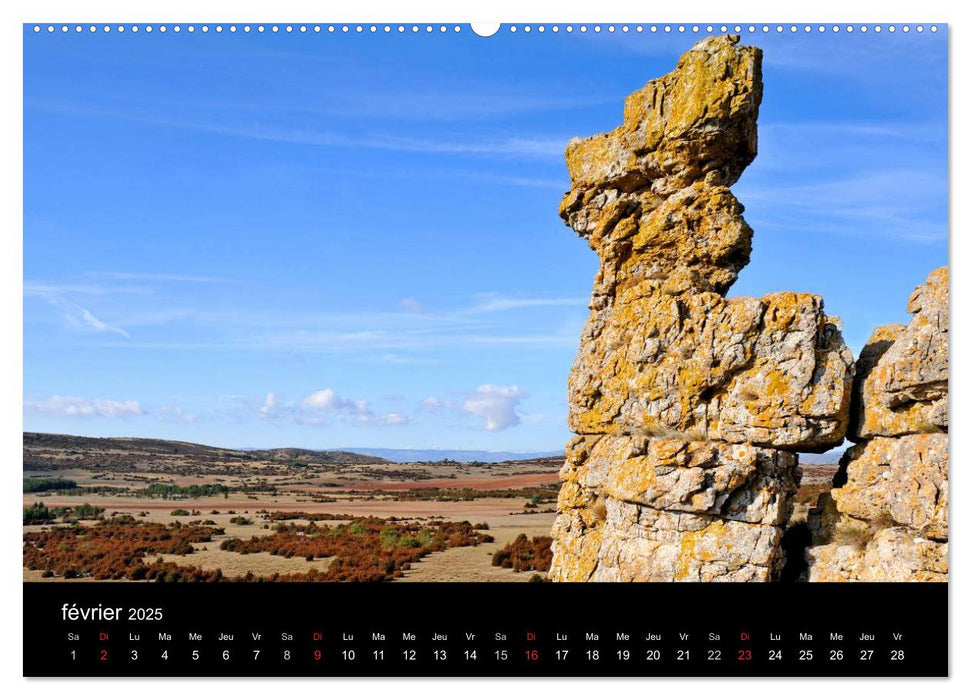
[{"x1": 23, "y1": 26, "x2": 948, "y2": 451}]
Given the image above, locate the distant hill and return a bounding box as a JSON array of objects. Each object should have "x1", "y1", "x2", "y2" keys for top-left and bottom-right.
[
  {"x1": 246, "y1": 447, "x2": 390, "y2": 465},
  {"x1": 23, "y1": 432, "x2": 389, "y2": 471},
  {"x1": 24, "y1": 432, "x2": 838, "y2": 470},
  {"x1": 337, "y1": 448, "x2": 563, "y2": 464},
  {"x1": 798, "y1": 450, "x2": 845, "y2": 465}
]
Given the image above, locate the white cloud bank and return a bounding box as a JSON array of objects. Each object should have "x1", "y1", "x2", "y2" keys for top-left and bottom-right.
[
  {"x1": 259, "y1": 389, "x2": 408, "y2": 427},
  {"x1": 24, "y1": 396, "x2": 143, "y2": 418},
  {"x1": 463, "y1": 384, "x2": 527, "y2": 431}
]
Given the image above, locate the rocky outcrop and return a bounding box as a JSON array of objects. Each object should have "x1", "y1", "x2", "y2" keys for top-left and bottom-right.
[
  {"x1": 850, "y1": 267, "x2": 949, "y2": 439},
  {"x1": 559, "y1": 34, "x2": 762, "y2": 299},
  {"x1": 807, "y1": 268, "x2": 948, "y2": 582},
  {"x1": 549, "y1": 35, "x2": 854, "y2": 582}
]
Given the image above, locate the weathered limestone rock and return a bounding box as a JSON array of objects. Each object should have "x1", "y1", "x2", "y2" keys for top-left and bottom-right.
[
  {"x1": 569, "y1": 283, "x2": 853, "y2": 450},
  {"x1": 807, "y1": 270, "x2": 948, "y2": 582},
  {"x1": 553, "y1": 499, "x2": 788, "y2": 582},
  {"x1": 806, "y1": 509, "x2": 947, "y2": 583},
  {"x1": 559, "y1": 35, "x2": 762, "y2": 298},
  {"x1": 830, "y1": 435, "x2": 947, "y2": 540},
  {"x1": 549, "y1": 435, "x2": 798, "y2": 581},
  {"x1": 558, "y1": 435, "x2": 798, "y2": 524},
  {"x1": 550, "y1": 35, "x2": 855, "y2": 582},
  {"x1": 851, "y1": 267, "x2": 949, "y2": 440}
]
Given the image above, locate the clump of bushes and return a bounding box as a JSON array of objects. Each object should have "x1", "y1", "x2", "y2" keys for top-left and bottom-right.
[
  {"x1": 23, "y1": 501, "x2": 104, "y2": 525},
  {"x1": 139, "y1": 483, "x2": 229, "y2": 499},
  {"x1": 220, "y1": 517, "x2": 493, "y2": 582},
  {"x1": 73, "y1": 503, "x2": 104, "y2": 519},
  {"x1": 22, "y1": 517, "x2": 217, "y2": 580},
  {"x1": 23, "y1": 502, "x2": 53, "y2": 524},
  {"x1": 23, "y1": 478, "x2": 77, "y2": 493},
  {"x1": 491, "y1": 534, "x2": 553, "y2": 573}
]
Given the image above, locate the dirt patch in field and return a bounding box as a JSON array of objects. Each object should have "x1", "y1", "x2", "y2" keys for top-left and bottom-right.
[{"x1": 149, "y1": 545, "x2": 336, "y2": 578}]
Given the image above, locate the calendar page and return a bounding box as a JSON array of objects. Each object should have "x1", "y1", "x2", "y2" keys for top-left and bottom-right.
[{"x1": 22, "y1": 21, "x2": 948, "y2": 677}]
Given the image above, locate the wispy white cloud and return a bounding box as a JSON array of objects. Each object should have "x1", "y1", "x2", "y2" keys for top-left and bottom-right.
[
  {"x1": 463, "y1": 384, "x2": 527, "y2": 431},
  {"x1": 31, "y1": 284, "x2": 586, "y2": 355},
  {"x1": 25, "y1": 281, "x2": 151, "y2": 297},
  {"x1": 758, "y1": 33, "x2": 947, "y2": 81},
  {"x1": 303, "y1": 89, "x2": 612, "y2": 122},
  {"x1": 87, "y1": 271, "x2": 237, "y2": 284},
  {"x1": 741, "y1": 170, "x2": 946, "y2": 243},
  {"x1": 398, "y1": 297, "x2": 424, "y2": 314},
  {"x1": 24, "y1": 395, "x2": 143, "y2": 418},
  {"x1": 361, "y1": 353, "x2": 441, "y2": 366},
  {"x1": 760, "y1": 121, "x2": 943, "y2": 144},
  {"x1": 31, "y1": 81, "x2": 609, "y2": 123},
  {"x1": 240, "y1": 328, "x2": 577, "y2": 353},
  {"x1": 469, "y1": 294, "x2": 587, "y2": 314},
  {"x1": 155, "y1": 406, "x2": 198, "y2": 423},
  {"x1": 45, "y1": 297, "x2": 130, "y2": 338},
  {"x1": 271, "y1": 161, "x2": 568, "y2": 191},
  {"x1": 25, "y1": 280, "x2": 141, "y2": 338},
  {"x1": 28, "y1": 100, "x2": 570, "y2": 160},
  {"x1": 752, "y1": 120, "x2": 945, "y2": 177},
  {"x1": 420, "y1": 396, "x2": 454, "y2": 412},
  {"x1": 442, "y1": 169, "x2": 568, "y2": 190},
  {"x1": 189, "y1": 121, "x2": 569, "y2": 159}
]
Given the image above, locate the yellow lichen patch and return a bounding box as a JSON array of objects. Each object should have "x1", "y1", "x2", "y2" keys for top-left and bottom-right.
[
  {"x1": 605, "y1": 456, "x2": 658, "y2": 501},
  {"x1": 564, "y1": 133, "x2": 615, "y2": 186},
  {"x1": 673, "y1": 519, "x2": 731, "y2": 580}
]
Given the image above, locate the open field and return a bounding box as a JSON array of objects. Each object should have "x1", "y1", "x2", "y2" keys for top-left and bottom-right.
[{"x1": 23, "y1": 433, "x2": 561, "y2": 583}]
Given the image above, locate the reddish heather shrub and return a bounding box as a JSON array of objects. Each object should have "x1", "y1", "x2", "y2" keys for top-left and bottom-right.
[{"x1": 491, "y1": 534, "x2": 553, "y2": 573}]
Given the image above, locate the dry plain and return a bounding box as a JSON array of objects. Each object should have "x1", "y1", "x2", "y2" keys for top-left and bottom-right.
[{"x1": 23, "y1": 433, "x2": 560, "y2": 582}]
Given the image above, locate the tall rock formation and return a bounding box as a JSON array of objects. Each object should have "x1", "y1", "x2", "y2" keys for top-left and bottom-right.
[
  {"x1": 549, "y1": 35, "x2": 854, "y2": 582},
  {"x1": 807, "y1": 268, "x2": 948, "y2": 582}
]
